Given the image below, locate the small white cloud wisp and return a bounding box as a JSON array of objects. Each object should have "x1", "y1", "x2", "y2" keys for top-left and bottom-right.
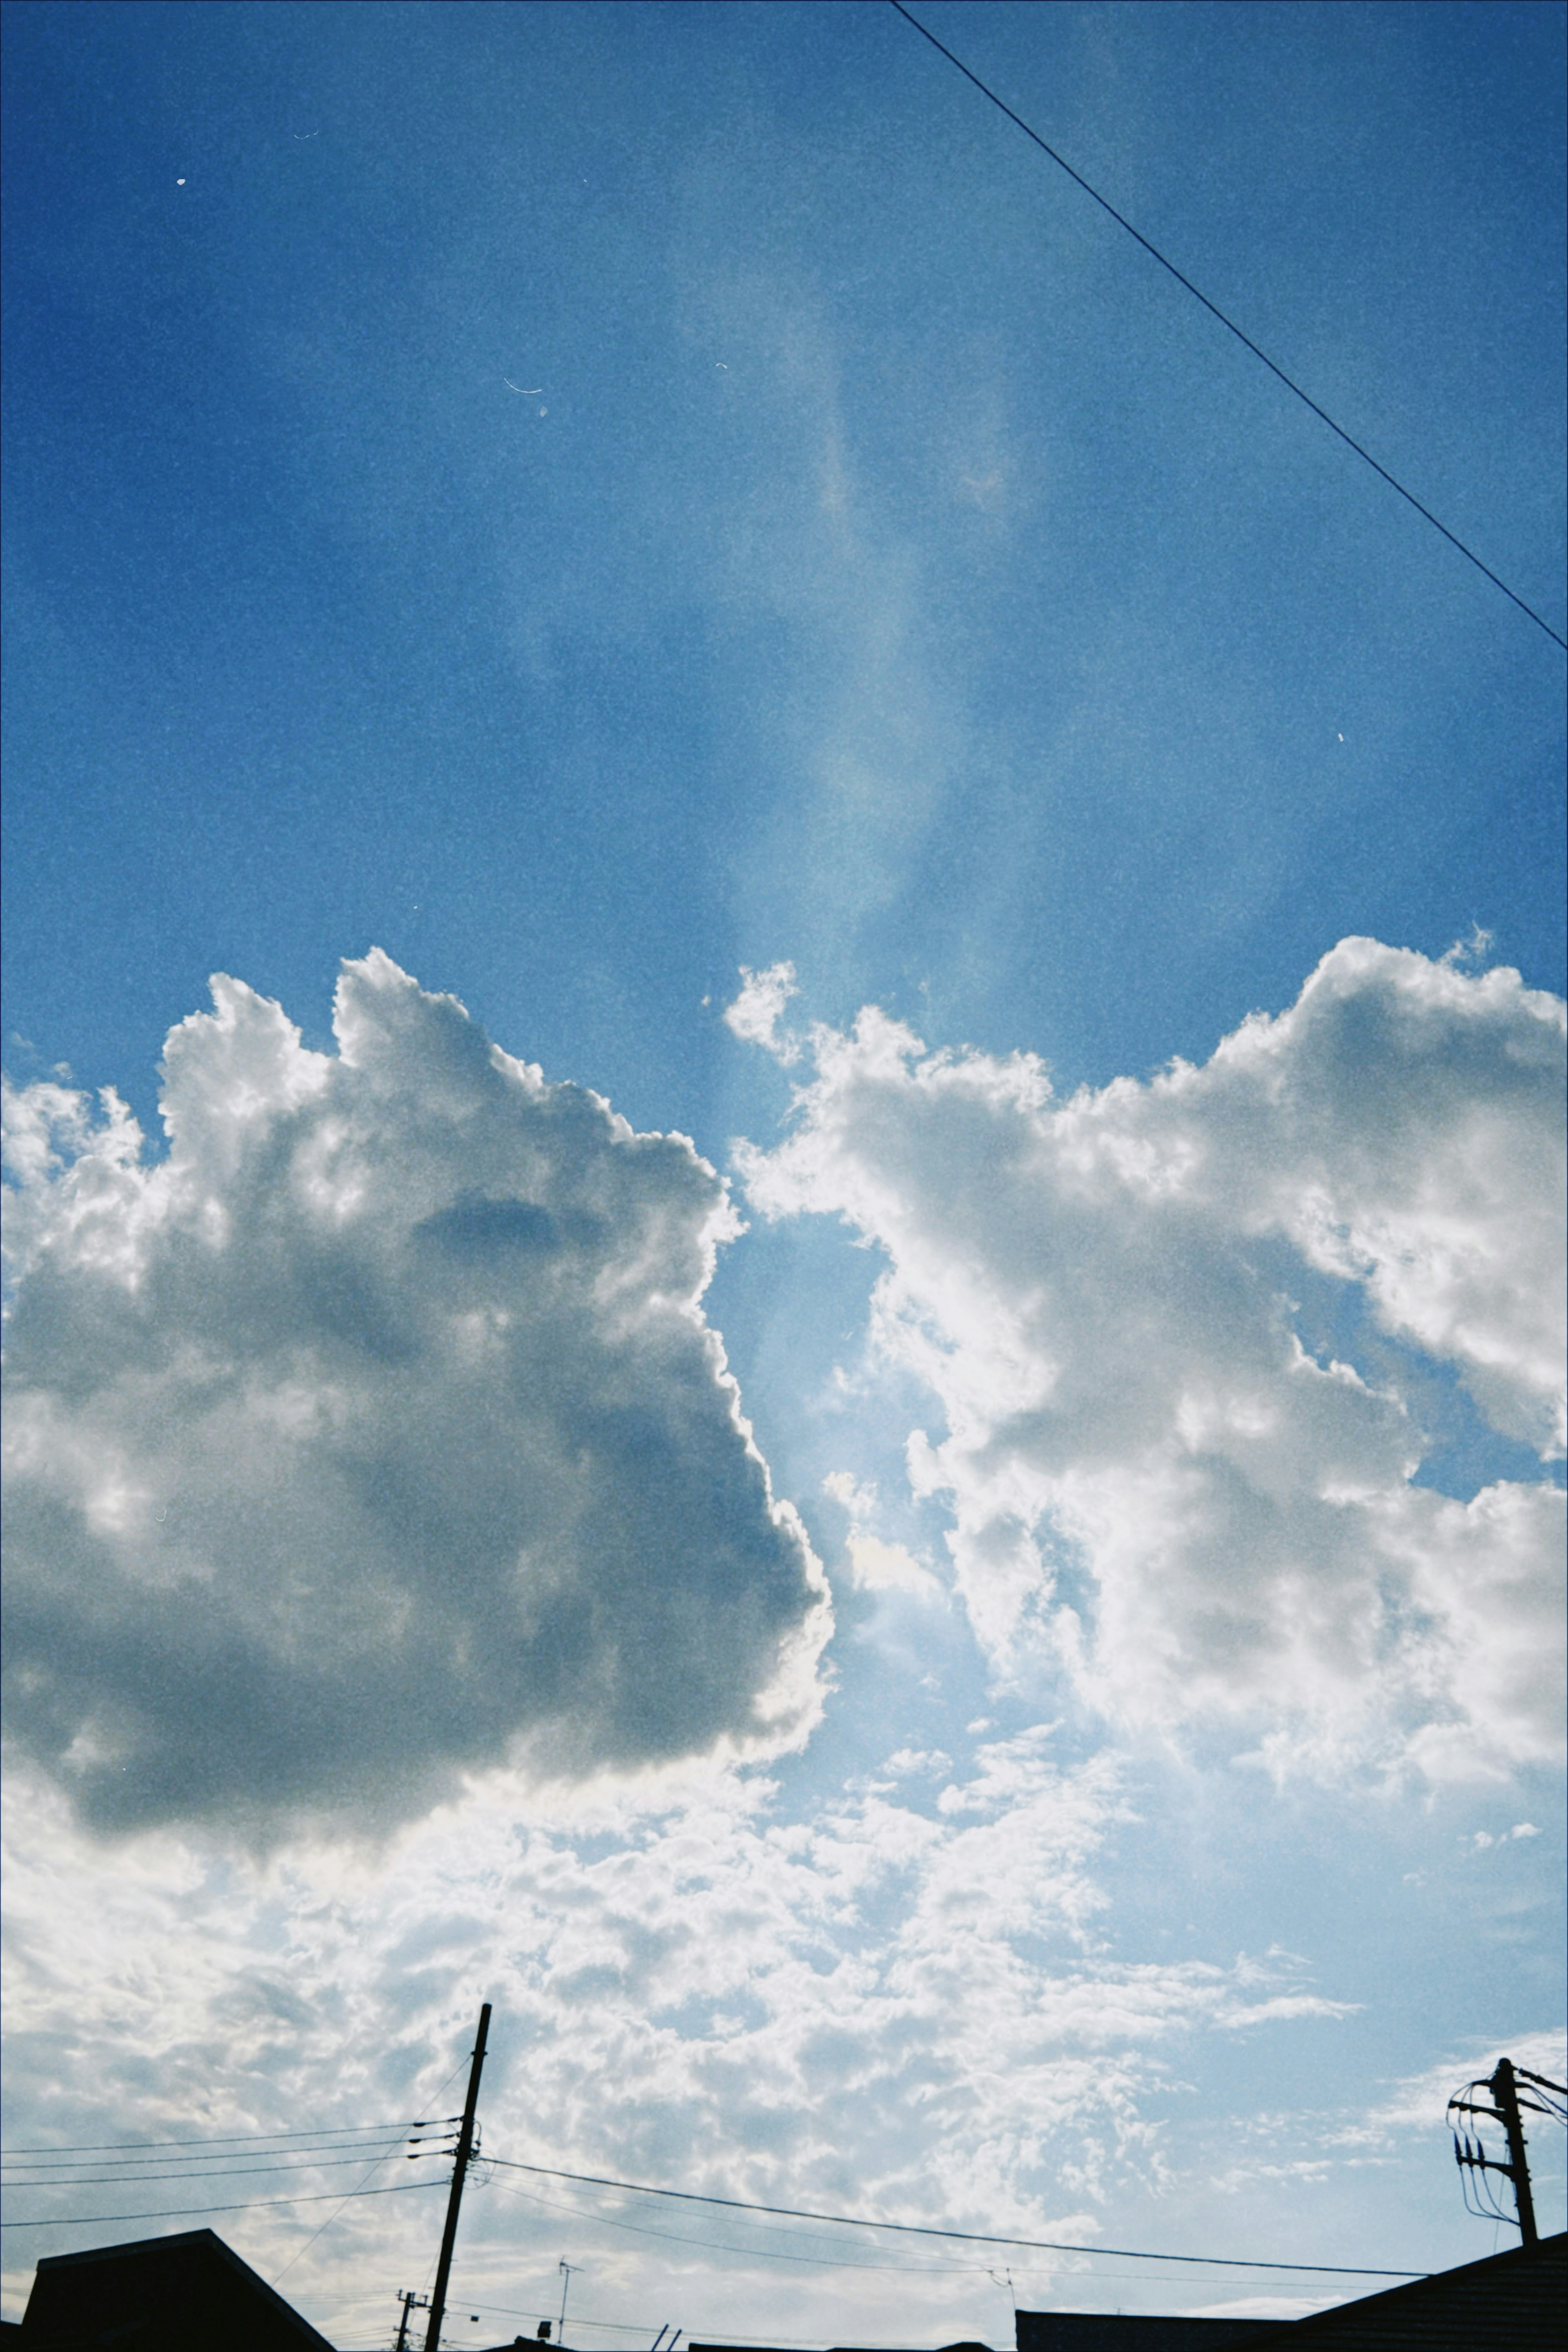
[
  {"x1": 723, "y1": 959, "x2": 802, "y2": 1062},
  {"x1": 732, "y1": 938, "x2": 1566, "y2": 1782},
  {"x1": 1, "y1": 952, "x2": 830, "y2": 1838}
]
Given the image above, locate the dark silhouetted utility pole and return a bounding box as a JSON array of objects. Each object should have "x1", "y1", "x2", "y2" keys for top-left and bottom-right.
[
  {"x1": 395, "y1": 2289, "x2": 430, "y2": 2350},
  {"x1": 1449, "y1": 2054, "x2": 1567, "y2": 2246},
  {"x1": 425, "y1": 2003, "x2": 491, "y2": 2350},
  {"x1": 1490, "y1": 2058, "x2": 1537, "y2": 2247}
]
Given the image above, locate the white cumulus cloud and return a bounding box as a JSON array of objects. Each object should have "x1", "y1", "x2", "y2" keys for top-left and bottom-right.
[
  {"x1": 732, "y1": 940, "x2": 1565, "y2": 1780},
  {"x1": 2, "y1": 952, "x2": 829, "y2": 1837}
]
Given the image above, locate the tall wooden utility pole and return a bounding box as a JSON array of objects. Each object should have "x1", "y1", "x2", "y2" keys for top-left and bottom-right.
[
  {"x1": 394, "y1": 2290, "x2": 430, "y2": 2350},
  {"x1": 425, "y1": 2003, "x2": 491, "y2": 2351},
  {"x1": 1449, "y1": 2052, "x2": 1566, "y2": 2245},
  {"x1": 1489, "y1": 2058, "x2": 1538, "y2": 2248}
]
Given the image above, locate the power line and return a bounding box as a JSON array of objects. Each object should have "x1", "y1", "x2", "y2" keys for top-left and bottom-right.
[
  {"x1": 0, "y1": 2179, "x2": 448, "y2": 2231},
  {"x1": 492, "y1": 2163, "x2": 1426, "y2": 2307},
  {"x1": 1, "y1": 2155, "x2": 450, "y2": 2189},
  {"x1": 0, "y1": 2124, "x2": 1430, "y2": 2278},
  {"x1": 486, "y1": 2164, "x2": 1354, "y2": 2295},
  {"x1": 423, "y1": 2296, "x2": 837, "y2": 2350},
  {"x1": 454, "y1": 2291, "x2": 958, "y2": 2348},
  {"x1": 484, "y1": 2171, "x2": 993, "y2": 2276},
  {"x1": 487, "y1": 2170, "x2": 1356, "y2": 2292},
  {"x1": 0, "y1": 2121, "x2": 451, "y2": 2156},
  {"x1": 4, "y1": 2140, "x2": 453, "y2": 2174},
  {"x1": 272, "y1": 2117, "x2": 425, "y2": 2292},
  {"x1": 436, "y1": 2308, "x2": 666, "y2": 2346},
  {"x1": 886, "y1": 0, "x2": 1567, "y2": 654},
  {"x1": 483, "y1": 2157, "x2": 1425, "y2": 2278}
]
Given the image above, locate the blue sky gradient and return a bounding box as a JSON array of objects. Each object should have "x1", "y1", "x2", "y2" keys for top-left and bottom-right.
[
  {"x1": 5, "y1": 0, "x2": 1564, "y2": 1128},
  {"x1": 2, "y1": 7, "x2": 1564, "y2": 2345}
]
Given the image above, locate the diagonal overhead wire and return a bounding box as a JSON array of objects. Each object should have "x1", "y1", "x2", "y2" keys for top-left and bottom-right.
[
  {"x1": 888, "y1": 0, "x2": 1566, "y2": 653},
  {"x1": 0, "y1": 2180, "x2": 446, "y2": 2230},
  {"x1": 0, "y1": 2120, "x2": 453, "y2": 2156},
  {"x1": 0, "y1": 2155, "x2": 450, "y2": 2187},
  {"x1": 485, "y1": 2155, "x2": 1425, "y2": 2276}
]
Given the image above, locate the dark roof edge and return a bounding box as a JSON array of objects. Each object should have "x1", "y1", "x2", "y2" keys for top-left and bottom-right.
[
  {"x1": 1234, "y1": 2231, "x2": 1566, "y2": 2348},
  {"x1": 34, "y1": 2226, "x2": 336, "y2": 2350}
]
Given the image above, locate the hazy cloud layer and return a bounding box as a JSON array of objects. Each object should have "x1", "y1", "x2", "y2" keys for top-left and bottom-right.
[
  {"x1": 2, "y1": 954, "x2": 828, "y2": 1835},
  {"x1": 735, "y1": 941, "x2": 1566, "y2": 1780},
  {"x1": 0, "y1": 1737, "x2": 1376, "y2": 2342}
]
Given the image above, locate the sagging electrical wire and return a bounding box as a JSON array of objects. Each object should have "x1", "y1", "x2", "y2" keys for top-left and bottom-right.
[
  {"x1": 482, "y1": 2154, "x2": 1425, "y2": 2276},
  {"x1": 1513, "y1": 2068, "x2": 1568, "y2": 2128},
  {"x1": 0, "y1": 2109, "x2": 1436, "y2": 2281},
  {"x1": 482, "y1": 2169, "x2": 998, "y2": 2278},
  {"x1": 1448, "y1": 2062, "x2": 1567, "y2": 2228},
  {"x1": 0, "y1": 2179, "x2": 448, "y2": 2231},
  {"x1": 886, "y1": 0, "x2": 1567, "y2": 653},
  {"x1": 1, "y1": 2150, "x2": 456, "y2": 2188},
  {"x1": 0, "y1": 2058, "x2": 490, "y2": 2256},
  {"x1": 0, "y1": 2119, "x2": 456, "y2": 2157},
  {"x1": 415, "y1": 2306, "x2": 670, "y2": 2347},
  {"x1": 271, "y1": 2116, "x2": 443, "y2": 2290},
  {"x1": 432, "y1": 2302, "x2": 833, "y2": 2352},
  {"x1": 478, "y1": 2169, "x2": 1388, "y2": 2300}
]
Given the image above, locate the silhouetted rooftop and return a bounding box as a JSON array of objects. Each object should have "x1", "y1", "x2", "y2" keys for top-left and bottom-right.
[
  {"x1": 1018, "y1": 2234, "x2": 1565, "y2": 2352},
  {"x1": 15, "y1": 2227, "x2": 335, "y2": 2352}
]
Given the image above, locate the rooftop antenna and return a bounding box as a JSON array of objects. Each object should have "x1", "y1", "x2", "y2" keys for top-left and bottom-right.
[
  {"x1": 425, "y1": 2004, "x2": 492, "y2": 2350},
  {"x1": 1448, "y1": 2055, "x2": 1566, "y2": 2247},
  {"x1": 557, "y1": 2258, "x2": 581, "y2": 2348}
]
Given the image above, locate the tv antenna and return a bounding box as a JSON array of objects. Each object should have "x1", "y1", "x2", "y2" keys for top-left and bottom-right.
[{"x1": 557, "y1": 2258, "x2": 581, "y2": 2346}]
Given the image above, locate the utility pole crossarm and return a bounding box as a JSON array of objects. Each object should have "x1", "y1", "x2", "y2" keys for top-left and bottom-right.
[
  {"x1": 395, "y1": 2290, "x2": 430, "y2": 2352},
  {"x1": 1451, "y1": 2055, "x2": 1546, "y2": 2247},
  {"x1": 425, "y1": 2004, "x2": 492, "y2": 2351}
]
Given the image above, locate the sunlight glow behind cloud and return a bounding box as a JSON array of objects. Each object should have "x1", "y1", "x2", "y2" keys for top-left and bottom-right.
[{"x1": 734, "y1": 938, "x2": 1566, "y2": 1782}]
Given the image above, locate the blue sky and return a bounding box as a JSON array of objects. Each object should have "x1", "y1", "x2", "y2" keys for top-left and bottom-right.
[{"x1": 2, "y1": 5, "x2": 1564, "y2": 2348}]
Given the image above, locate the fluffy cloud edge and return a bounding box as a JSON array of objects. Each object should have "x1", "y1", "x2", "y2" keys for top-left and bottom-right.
[
  {"x1": 729, "y1": 939, "x2": 1566, "y2": 1784},
  {"x1": 2, "y1": 953, "x2": 832, "y2": 1840}
]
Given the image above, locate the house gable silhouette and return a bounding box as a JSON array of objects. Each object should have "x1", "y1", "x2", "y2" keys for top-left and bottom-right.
[{"x1": 13, "y1": 2227, "x2": 335, "y2": 2351}]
